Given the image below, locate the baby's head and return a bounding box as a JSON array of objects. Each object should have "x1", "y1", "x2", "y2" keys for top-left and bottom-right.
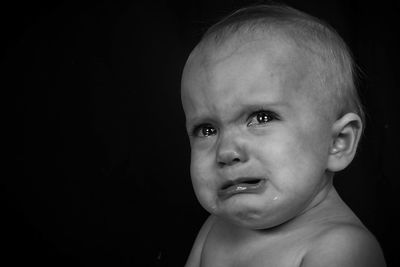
[{"x1": 181, "y1": 4, "x2": 364, "y2": 229}]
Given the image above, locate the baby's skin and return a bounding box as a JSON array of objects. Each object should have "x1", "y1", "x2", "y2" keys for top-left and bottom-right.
[{"x1": 181, "y1": 34, "x2": 386, "y2": 267}]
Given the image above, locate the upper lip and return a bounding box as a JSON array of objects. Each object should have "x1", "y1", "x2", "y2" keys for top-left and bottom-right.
[{"x1": 220, "y1": 177, "x2": 265, "y2": 190}]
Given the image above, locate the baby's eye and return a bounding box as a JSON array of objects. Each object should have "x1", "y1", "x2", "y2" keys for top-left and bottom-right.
[
  {"x1": 192, "y1": 124, "x2": 217, "y2": 137},
  {"x1": 247, "y1": 110, "x2": 276, "y2": 126}
]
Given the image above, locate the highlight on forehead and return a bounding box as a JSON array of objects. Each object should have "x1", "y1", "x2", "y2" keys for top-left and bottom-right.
[{"x1": 191, "y1": 4, "x2": 365, "y2": 127}]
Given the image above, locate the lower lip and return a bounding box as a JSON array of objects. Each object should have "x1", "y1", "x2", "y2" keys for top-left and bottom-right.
[{"x1": 217, "y1": 179, "x2": 267, "y2": 199}]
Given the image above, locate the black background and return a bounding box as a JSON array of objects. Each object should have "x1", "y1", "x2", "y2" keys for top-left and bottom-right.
[{"x1": 6, "y1": 0, "x2": 398, "y2": 266}]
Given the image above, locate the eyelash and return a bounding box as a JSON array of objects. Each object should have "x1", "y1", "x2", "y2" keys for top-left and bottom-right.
[
  {"x1": 191, "y1": 123, "x2": 216, "y2": 138},
  {"x1": 190, "y1": 110, "x2": 278, "y2": 138},
  {"x1": 247, "y1": 109, "x2": 278, "y2": 126}
]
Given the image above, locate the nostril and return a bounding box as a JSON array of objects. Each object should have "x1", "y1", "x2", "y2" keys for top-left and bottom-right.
[
  {"x1": 218, "y1": 156, "x2": 241, "y2": 167},
  {"x1": 232, "y1": 157, "x2": 241, "y2": 163}
]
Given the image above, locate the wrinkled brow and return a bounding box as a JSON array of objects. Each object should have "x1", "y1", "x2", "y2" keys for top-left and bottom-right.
[{"x1": 186, "y1": 101, "x2": 290, "y2": 127}]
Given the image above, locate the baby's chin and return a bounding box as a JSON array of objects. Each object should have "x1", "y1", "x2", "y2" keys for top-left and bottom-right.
[
  {"x1": 204, "y1": 202, "x2": 289, "y2": 230},
  {"x1": 197, "y1": 192, "x2": 302, "y2": 230},
  {"x1": 218, "y1": 209, "x2": 288, "y2": 230}
]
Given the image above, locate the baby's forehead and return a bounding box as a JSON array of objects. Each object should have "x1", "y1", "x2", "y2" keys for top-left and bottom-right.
[
  {"x1": 193, "y1": 30, "x2": 283, "y2": 65},
  {"x1": 193, "y1": 30, "x2": 326, "y2": 75},
  {"x1": 189, "y1": 32, "x2": 326, "y2": 88},
  {"x1": 183, "y1": 32, "x2": 335, "y2": 116}
]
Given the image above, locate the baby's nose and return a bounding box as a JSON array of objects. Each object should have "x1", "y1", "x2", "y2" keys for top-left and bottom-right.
[
  {"x1": 217, "y1": 150, "x2": 242, "y2": 167},
  {"x1": 216, "y1": 129, "x2": 248, "y2": 167},
  {"x1": 216, "y1": 145, "x2": 248, "y2": 167}
]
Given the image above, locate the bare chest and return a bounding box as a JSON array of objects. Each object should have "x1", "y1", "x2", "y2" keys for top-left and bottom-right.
[{"x1": 200, "y1": 235, "x2": 306, "y2": 267}]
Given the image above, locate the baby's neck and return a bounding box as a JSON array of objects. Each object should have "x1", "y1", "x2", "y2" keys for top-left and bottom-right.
[{"x1": 273, "y1": 185, "x2": 357, "y2": 232}]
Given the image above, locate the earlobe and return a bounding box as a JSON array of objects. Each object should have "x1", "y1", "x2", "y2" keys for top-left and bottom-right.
[{"x1": 327, "y1": 113, "x2": 362, "y2": 172}]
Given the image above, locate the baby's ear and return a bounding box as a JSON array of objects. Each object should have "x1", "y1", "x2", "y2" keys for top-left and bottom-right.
[{"x1": 327, "y1": 113, "x2": 363, "y2": 172}]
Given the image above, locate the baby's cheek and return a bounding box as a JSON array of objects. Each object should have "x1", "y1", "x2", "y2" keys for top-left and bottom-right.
[
  {"x1": 192, "y1": 176, "x2": 217, "y2": 214},
  {"x1": 256, "y1": 134, "x2": 317, "y2": 179},
  {"x1": 190, "y1": 156, "x2": 219, "y2": 210},
  {"x1": 251, "y1": 135, "x2": 295, "y2": 166},
  {"x1": 300, "y1": 116, "x2": 332, "y2": 153},
  {"x1": 191, "y1": 158, "x2": 212, "y2": 190}
]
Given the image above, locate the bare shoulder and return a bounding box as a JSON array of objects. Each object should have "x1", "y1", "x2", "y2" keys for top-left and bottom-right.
[
  {"x1": 301, "y1": 222, "x2": 386, "y2": 267},
  {"x1": 185, "y1": 215, "x2": 216, "y2": 267}
]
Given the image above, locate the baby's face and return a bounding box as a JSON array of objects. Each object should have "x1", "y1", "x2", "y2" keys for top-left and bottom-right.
[{"x1": 181, "y1": 36, "x2": 335, "y2": 229}]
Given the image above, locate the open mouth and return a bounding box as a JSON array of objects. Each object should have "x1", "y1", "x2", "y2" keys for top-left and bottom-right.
[{"x1": 218, "y1": 177, "x2": 266, "y2": 199}]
